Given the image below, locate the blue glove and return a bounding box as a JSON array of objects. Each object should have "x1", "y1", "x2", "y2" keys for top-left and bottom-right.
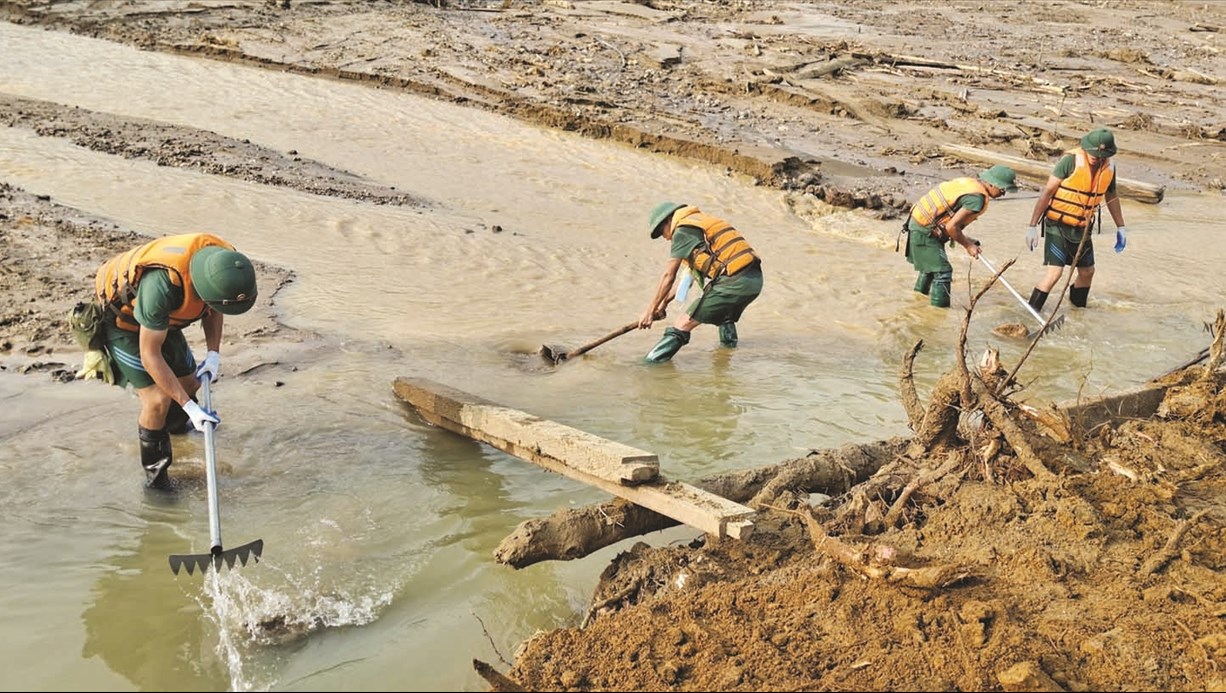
[
  {"x1": 1114, "y1": 226, "x2": 1127, "y2": 253},
  {"x1": 1025, "y1": 226, "x2": 1038, "y2": 252},
  {"x1": 195, "y1": 350, "x2": 220, "y2": 383},
  {"x1": 183, "y1": 399, "x2": 220, "y2": 432}
]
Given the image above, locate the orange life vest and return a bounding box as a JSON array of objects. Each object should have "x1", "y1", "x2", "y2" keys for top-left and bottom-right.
[
  {"x1": 94, "y1": 233, "x2": 235, "y2": 333},
  {"x1": 909, "y1": 177, "x2": 989, "y2": 232},
  {"x1": 671, "y1": 207, "x2": 759, "y2": 280},
  {"x1": 1045, "y1": 148, "x2": 1114, "y2": 229}
]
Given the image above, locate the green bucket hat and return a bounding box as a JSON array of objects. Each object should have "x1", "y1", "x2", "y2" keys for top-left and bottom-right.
[
  {"x1": 978, "y1": 165, "x2": 1018, "y2": 193},
  {"x1": 1080, "y1": 128, "x2": 1117, "y2": 158},
  {"x1": 648, "y1": 201, "x2": 685, "y2": 239},
  {"x1": 189, "y1": 246, "x2": 258, "y2": 315}
]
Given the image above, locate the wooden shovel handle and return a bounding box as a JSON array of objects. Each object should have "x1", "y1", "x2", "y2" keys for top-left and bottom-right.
[{"x1": 563, "y1": 321, "x2": 640, "y2": 360}]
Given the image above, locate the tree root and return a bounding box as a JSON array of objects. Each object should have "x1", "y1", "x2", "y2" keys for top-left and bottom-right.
[
  {"x1": 795, "y1": 507, "x2": 972, "y2": 589},
  {"x1": 1138, "y1": 510, "x2": 1208, "y2": 578},
  {"x1": 473, "y1": 659, "x2": 527, "y2": 692}
]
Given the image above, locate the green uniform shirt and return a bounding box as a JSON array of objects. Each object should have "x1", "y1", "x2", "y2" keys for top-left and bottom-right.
[{"x1": 132, "y1": 269, "x2": 186, "y2": 331}]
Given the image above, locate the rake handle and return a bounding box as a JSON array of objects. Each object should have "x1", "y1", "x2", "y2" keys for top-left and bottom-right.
[
  {"x1": 200, "y1": 375, "x2": 224, "y2": 556},
  {"x1": 978, "y1": 255, "x2": 1049, "y2": 328}
]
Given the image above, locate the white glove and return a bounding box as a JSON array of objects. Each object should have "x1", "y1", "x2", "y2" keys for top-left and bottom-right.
[
  {"x1": 1025, "y1": 226, "x2": 1038, "y2": 252},
  {"x1": 1114, "y1": 226, "x2": 1127, "y2": 254},
  {"x1": 195, "y1": 350, "x2": 220, "y2": 383},
  {"x1": 182, "y1": 399, "x2": 220, "y2": 432}
]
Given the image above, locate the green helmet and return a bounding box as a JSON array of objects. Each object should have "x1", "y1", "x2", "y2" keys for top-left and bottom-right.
[
  {"x1": 190, "y1": 246, "x2": 257, "y2": 315},
  {"x1": 1080, "y1": 128, "x2": 1117, "y2": 158},
  {"x1": 648, "y1": 201, "x2": 685, "y2": 239},
  {"x1": 978, "y1": 165, "x2": 1018, "y2": 193}
]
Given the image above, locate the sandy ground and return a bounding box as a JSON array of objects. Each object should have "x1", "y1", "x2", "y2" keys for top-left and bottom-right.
[{"x1": 3, "y1": 1, "x2": 1226, "y2": 691}]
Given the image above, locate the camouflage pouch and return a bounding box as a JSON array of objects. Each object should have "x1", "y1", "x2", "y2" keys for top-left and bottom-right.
[{"x1": 68, "y1": 301, "x2": 106, "y2": 350}]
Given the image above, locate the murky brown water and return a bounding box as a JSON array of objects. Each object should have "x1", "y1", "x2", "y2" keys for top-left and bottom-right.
[{"x1": 1, "y1": 22, "x2": 1222, "y2": 691}]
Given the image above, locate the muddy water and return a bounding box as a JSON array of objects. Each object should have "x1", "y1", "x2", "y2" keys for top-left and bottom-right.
[{"x1": 0, "y1": 22, "x2": 1222, "y2": 692}]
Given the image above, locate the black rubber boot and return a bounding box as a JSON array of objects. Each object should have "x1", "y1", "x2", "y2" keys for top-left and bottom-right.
[
  {"x1": 718, "y1": 322, "x2": 738, "y2": 348},
  {"x1": 1069, "y1": 286, "x2": 1090, "y2": 308},
  {"x1": 929, "y1": 271, "x2": 952, "y2": 308},
  {"x1": 138, "y1": 426, "x2": 174, "y2": 491},
  {"x1": 165, "y1": 400, "x2": 193, "y2": 435},
  {"x1": 1029, "y1": 288, "x2": 1049, "y2": 312},
  {"x1": 644, "y1": 327, "x2": 691, "y2": 363}
]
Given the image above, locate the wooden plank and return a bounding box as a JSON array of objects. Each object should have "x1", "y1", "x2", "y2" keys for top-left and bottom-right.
[
  {"x1": 394, "y1": 377, "x2": 658, "y2": 485},
  {"x1": 393, "y1": 377, "x2": 755, "y2": 539},
  {"x1": 939, "y1": 143, "x2": 1165, "y2": 204}
]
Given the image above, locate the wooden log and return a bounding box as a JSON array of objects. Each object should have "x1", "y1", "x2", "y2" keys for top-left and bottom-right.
[
  {"x1": 793, "y1": 55, "x2": 866, "y2": 79},
  {"x1": 938, "y1": 143, "x2": 1165, "y2": 204},
  {"x1": 494, "y1": 439, "x2": 906, "y2": 568},
  {"x1": 395, "y1": 377, "x2": 755, "y2": 541}
]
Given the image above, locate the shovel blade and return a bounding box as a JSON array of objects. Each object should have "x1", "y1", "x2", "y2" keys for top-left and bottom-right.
[
  {"x1": 170, "y1": 538, "x2": 264, "y2": 576},
  {"x1": 539, "y1": 344, "x2": 568, "y2": 365}
]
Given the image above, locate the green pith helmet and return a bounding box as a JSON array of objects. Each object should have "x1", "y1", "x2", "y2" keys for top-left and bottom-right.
[
  {"x1": 648, "y1": 201, "x2": 685, "y2": 239},
  {"x1": 1080, "y1": 128, "x2": 1117, "y2": 158},
  {"x1": 978, "y1": 165, "x2": 1018, "y2": 193},
  {"x1": 190, "y1": 246, "x2": 258, "y2": 315}
]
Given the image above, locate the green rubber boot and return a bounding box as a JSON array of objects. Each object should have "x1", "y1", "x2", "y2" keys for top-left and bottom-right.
[
  {"x1": 718, "y1": 322, "x2": 738, "y2": 348},
  {"x1": 913, "y1": 272, "x2": 934, "y2": 295},
  {"x1": 929, "y1": 271, "x2": 952, "y2": 308},
  {"x1": 644, "y1": 327, "x2": 691, "y2": 363}
]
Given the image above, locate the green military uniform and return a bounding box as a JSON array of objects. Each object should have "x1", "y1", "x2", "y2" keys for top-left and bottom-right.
[
  {"x1": 669, "y1": 225, "x2": 763, "y2": 328},
  {"x1": 1040, "y1": 154, "x2": 1118, "y2": 270},
  {"x1": 906, "y1": 193, "x2": 985, "y2": 308}
]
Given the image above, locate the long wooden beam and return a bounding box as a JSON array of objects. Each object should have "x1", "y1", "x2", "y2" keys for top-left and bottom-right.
[
  {"x1": 393, "y1": 377, "x2": 755, "y2": 540},
  {"x1": 939, "y1": 143, "x2": 1165, "y2": 204}
]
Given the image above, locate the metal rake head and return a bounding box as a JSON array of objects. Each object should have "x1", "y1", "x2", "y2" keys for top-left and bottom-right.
[{"x1": 169, "y1": 539, "x2": 263, "y2": 576}]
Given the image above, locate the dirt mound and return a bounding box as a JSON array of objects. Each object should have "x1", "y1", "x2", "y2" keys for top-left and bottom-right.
[{"x1": 497, "y1": 338, "x2": 1226, "y2": 692}]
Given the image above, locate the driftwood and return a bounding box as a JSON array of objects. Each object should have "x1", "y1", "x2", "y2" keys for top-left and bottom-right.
[
  {"x1": 794, "y1": 55, "x2": 866, "y2": 80},
  {"x1": 493, "y1": 439, "x2": 905, "y2": 568}
]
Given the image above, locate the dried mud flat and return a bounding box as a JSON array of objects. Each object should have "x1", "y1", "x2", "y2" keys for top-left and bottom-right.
[{"x1": 3, "y1": 1, "x2": 1226, "y2": 691}]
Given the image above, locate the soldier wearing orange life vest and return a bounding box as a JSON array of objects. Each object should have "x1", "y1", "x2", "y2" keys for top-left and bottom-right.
[
  {"x1": 1025, "y1": 128, "x2": 1129, "y2": 312},
  {"x1": 639, "y1": 203, "x2": 763, "y2": 363},
  {"x1": 92, "y1": 233, "x2": 258, "y2": 489},
  {"x1": 905, "y1": 166, "x2": 1017, "y2": 308}
]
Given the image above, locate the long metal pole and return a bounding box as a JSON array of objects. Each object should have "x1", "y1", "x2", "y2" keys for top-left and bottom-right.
[
  {"x1": 199, "y1": 375, "x2": 223, "y2": 558},
  {"x1": 978, "y1": 255, "x2": 1049, "y2": 328}
]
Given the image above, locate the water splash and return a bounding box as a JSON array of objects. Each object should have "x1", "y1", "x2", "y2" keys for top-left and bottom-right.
[{"x1": 195, "y1": 562, "x2": 396, "y2": 691}]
